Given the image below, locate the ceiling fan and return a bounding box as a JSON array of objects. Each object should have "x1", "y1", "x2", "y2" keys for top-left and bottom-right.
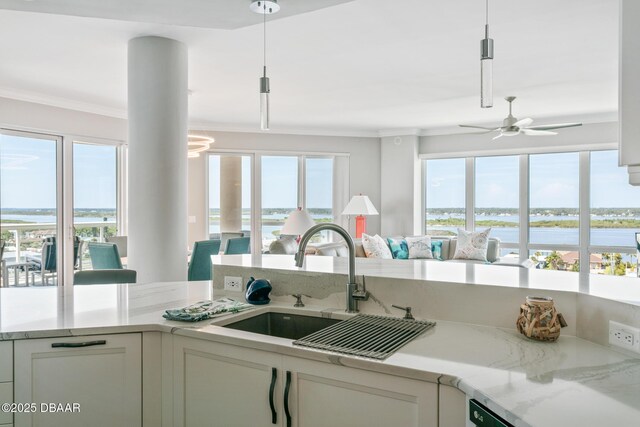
[{"x1": 459, "y1": 96, "x2": 582, "y2": 140}]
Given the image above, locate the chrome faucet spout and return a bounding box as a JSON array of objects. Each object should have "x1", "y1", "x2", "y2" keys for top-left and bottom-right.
[{"x1": 295, "y1": 223, "x2": 366, "y2": 313}]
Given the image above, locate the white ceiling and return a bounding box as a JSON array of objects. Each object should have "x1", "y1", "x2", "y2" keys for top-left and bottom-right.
[{"x1": 0, "y1": 0, "x2": 619, "y2": 136}]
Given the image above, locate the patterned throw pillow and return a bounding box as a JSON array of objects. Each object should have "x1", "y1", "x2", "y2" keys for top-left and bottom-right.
[
  {"x1": 387, "y1": 237, "x2": 409, "y2": 259},
  {"x1": 362, "y1": 234, "x2": 393, "y2": 259},
  {"x1": 405, "y1": 236, "x2": 433, "y2": 259},
  {"x1": 453, "y1": 228, "x2": 492, "y2": 262}
]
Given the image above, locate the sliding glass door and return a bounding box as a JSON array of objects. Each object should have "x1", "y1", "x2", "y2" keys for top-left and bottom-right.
[
  {"x1": 0, "y1": 130, "x2": 63, "y2": 286},
  {"x1": 73, "y1": 142, "x2": 119, "y2": 270}
]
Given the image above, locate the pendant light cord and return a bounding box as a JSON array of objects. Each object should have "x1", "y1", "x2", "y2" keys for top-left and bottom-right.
[
  {"x1": 486, "y1": 0, "x2": 489, "y2": 26},
  {"x1": 263, "y1": 2, "x2": 267, "y2": 77}
]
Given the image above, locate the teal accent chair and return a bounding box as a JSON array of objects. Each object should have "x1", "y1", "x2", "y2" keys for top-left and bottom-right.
[
  {"x1": 88, "y1": 242, "x2": 123, "y2": 270},
  {"x1": 188, "y1": 240, "x2": 221, "y2": 281},
  {"x1": 224, "y1": 237, "x2": 251, "y2": 255},
  {"x1": 74, "y1": 269, "x2": 137, "y2": 285}
]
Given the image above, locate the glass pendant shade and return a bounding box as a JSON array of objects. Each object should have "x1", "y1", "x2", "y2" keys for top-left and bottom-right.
[
  {"x1": 260, "y1": 74, "x2": 270, "y2": 131},
  {"x1": 481, "y1": 57, "x2": 493, "y2": 108}
]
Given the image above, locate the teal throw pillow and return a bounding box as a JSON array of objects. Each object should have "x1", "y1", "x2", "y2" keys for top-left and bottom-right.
[
  {"x1": 387, "y1": 237, "x2": 409, "y2": 260},
  {"x1": 431, "y1": 240, "x2": 443, "y2": 260}
]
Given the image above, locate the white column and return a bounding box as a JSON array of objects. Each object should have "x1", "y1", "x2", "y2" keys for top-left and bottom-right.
[
  {"x1": 220, "y1": 156, "x2": 243, "y2": 233},
  {"x1": 128, "y1": 36, "x2": 188, "y2": 284},
  {"x1": 380, "y1": 134, "x2": 421, "y2": 236}
]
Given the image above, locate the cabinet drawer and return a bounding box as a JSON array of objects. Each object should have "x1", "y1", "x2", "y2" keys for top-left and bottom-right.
[
  {"x1": 0, "y1": 382, "x2": 13, "y2": 425},
  {"x1": 15, "y1": 333, "x2": 141, "y2": 427},
  {"x1": 0, "y1": 342, "x2": 12, "y2": 382}
]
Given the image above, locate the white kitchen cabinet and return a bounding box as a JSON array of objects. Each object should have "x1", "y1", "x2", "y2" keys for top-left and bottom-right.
[
  {"x1": 0, "y1": 341, "x2": 13, "y2": 426},
  {"x1": 172, "y1": 336, "x2": 438, "y2": 427},
  {"x1": 439, "y1": 385, "x2": 466, "y2": 427},
  {"x1": 173, "y1": 336, "x2": 283, "y2": 427},
  {"x1": 283, "y1": 356, "x2": 437, "y2": 427},
  {"x1": 14, "y1": 333, "x2": 141, "y2": 427}
]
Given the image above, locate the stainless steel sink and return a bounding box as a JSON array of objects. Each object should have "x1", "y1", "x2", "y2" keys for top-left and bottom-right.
[{"x1": 222, "y1": 312, "x2": 342, "y2": 340}]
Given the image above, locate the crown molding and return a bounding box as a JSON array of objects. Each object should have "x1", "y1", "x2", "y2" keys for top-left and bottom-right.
[
  {"x1": 0, "y1": 87, "x2": 128, "y2": 119},
  {"x1": 377, "y1": 128, "x2": 421, "y2": 137},
  {"x1": 185, "y1": 122, "x2": 380, "y2": 138}
]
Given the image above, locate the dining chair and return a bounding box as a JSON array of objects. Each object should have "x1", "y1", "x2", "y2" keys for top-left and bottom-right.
[
  {"x1": 74, "y1": 269, "x2": 137, "y2": 285},
  {"x1": 28, "y1": 236, "x2": 81, "y2": 285},
  {"x1": 188, "y1": 239, "x2": 221, "y2": 281},
  {"x1": 224, "y1": 237, "x2": 251, "y2": 255},
  {"x1": 88, "y1": 242, "x2": 123, "y2": 270},
  {"x1": 106, "y1": 235, "x2": 128, "y2": 258}
]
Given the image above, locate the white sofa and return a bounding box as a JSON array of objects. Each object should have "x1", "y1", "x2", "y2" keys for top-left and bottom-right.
[{"x1": 312, "y1": 236, "x2": 532, "y2": 268}]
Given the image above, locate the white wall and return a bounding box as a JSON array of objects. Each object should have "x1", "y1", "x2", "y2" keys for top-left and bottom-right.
[
  {"x1": 380, "y1": 135, "x2": 421, "y2": 236},
  {"x1": 0, "y1": 97, "x2": 126, "y2": 142},
  {"x1": 420, "y1": 121, "x2": 618, "y2": 157},
  {"x1": 186, "y1": 130, "x2": 381, "y2": 246}
]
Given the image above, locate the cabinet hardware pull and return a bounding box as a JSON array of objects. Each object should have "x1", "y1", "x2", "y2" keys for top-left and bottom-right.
[
  {"x1": 284, "y1": 371, "x2": 292, "y2": 427},
  {"x1": 51, "y1": 340, "x2": 107, "y2": 348},
  {"x1": 269, "y1": 367, "x2": 277, "y2": 424}
]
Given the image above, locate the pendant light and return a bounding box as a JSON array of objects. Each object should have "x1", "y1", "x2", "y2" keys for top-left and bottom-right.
[
  {"x1": 250, "y1": 0, "x2": 280, "y2": 130},
  {"x1": 480, "y1": 0, "x2": 494, "y2": 108}
]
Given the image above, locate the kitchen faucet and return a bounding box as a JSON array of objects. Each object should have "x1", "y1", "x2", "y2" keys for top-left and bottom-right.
[{"x1": 295, "y1": 223, "x2": 368, "y2": 313}]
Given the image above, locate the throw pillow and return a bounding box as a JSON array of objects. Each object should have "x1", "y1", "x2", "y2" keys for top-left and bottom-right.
[
  {"x1": 431, "y1": 240, "x2": 443, "y2": 260},
  {"x1": 387, "y1": 237, "x2": 409, "y2": 259},
  {"x1": 453, "y1": 228, "x2": 492, "y2": 262},
  {"x1": 362, "y1": 234, "x2": 393, "y2": 259},
  {"x1": 405, "y1": 236, "x2": 434, "y2": 259}
]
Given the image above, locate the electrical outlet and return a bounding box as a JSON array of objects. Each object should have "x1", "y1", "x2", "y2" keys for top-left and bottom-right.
[
  {"x1": 609, "y1": 321, "x2": 640, "y2": 352},
  {"x1": 224, "y1": 276, "x2": 243, "y2": 292}
]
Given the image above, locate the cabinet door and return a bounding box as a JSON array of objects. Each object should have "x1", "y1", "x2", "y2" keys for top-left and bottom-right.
[
  {"x1": 283, "y1": 356, "x2": 437, "y2": 427},
  {"x1": 173, "y1": 336, "x2": 283, "y2": 427},
  {"x1": 14, "y1": 333, "x2": 141, "y2": 427}
]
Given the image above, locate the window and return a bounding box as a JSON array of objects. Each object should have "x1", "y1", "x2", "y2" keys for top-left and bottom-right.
[
  {"x1": 208, "y1": 154, "x2": 252, "y2": 252},
  {"x1": 1, "y1": 132, "x2": 59, "y2": 285},
  {"x1": 475, "y1": 155, "x2": 519, "y2": 244},
  {"x1": 529, "y1": 152, "x2": 580, "y2": 246},
  {"x1": 73, "y1": 142, "x2": 118, "y2": 270},
  {"x1": 305, "y1": 157, "x2": 334, "y2": 242},
  {"x1": 424, "y1": 148, "x2": 639, "y2": 278},
  {"x1": 589, "y1": 150, "x2": 640, "y2": 276},
  {"x1": 261, "y1": 156, "x2": 299, "y2": 250},
  {"x1": 425, "y1": 158, "x2": 465, "y2": 236}
]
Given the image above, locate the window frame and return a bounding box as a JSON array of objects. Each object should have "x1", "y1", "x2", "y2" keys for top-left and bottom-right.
[
  {"x1": 422, "y1": 142, "x2": 637, "y2": 286},
  {"x1": 207, "y1": 149, "x2": 346, "y2": 255}
]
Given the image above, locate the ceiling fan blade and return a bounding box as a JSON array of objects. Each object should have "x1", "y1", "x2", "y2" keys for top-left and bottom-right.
[
  {"x1": 526, "y1": 123, "x2": 582, "y2": 131},
  {"x1": 459, "y1": 124, "x2": 499, "y2": 131},
  {"x1": 521, "y1": 129, "x2": 558, "y2": 136},
  {"x1": 492, "y1": 133, "x2": 504, "y2": 140},
  {"x1": 513, "y1": 118, "x2": 533, "y2": 128}
]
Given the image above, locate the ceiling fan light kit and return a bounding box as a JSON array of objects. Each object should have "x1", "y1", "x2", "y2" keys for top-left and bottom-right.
[
  {"x1": 480, "y1": 0, "x2": 494, "y2": 108},
  {"x1": 251, "y1": 0, "x2": 279, "y2": 131}
]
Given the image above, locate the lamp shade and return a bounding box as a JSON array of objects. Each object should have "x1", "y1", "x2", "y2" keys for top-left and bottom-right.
[
  {"x1": 341, "y1": 195, "x2": 379, "y2": 216},
  {"x1": 281, "y1": 208, "x2": 316, "y2": 236}
]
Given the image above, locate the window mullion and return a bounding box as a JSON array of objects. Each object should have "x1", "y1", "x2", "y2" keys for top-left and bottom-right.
[
  {"x1": 519, "y1": 154, "x2": 529, "y2": 262},
  {"x1": 465, "y1": 157, "x2": 475, "y2": 231},
  {"x1": 579, "y1": 151, "x2": 590, "y2": 291}
]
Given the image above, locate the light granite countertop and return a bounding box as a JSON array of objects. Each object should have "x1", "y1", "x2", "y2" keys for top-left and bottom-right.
[
  {"x1": 212, "y1": 254, "x2": 640, "y2": 305},
  {"x1": 1, "y1": 281, "x2": 639, "y2": 427}
]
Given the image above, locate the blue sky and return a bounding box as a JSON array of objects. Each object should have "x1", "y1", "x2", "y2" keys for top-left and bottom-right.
[
  {"x1": 0, "y1": 135, "x2": 116, "y2": 209},
  {"x1": 426, "y1": 150, "x2": 640, "y2": 209}
]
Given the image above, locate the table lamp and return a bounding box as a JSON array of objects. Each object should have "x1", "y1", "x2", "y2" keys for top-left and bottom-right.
[
  {"x1": 341, "y1": 195, "x2": 378, "y2": 238},
  {"x1": 281, "y1": 208, "x2": 316, "y2": 242}
]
